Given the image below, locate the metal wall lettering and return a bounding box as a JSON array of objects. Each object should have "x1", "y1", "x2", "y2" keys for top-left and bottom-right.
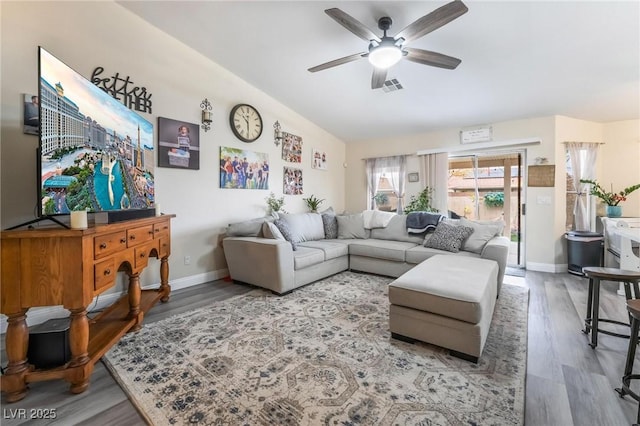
[{"x1": 91, "y1": 67, "x2": 153, "y2": 114}]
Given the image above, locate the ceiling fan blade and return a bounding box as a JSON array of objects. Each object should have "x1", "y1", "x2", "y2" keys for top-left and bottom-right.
[
  {"x1": 325, "y1": 8, "x2": 381, "y2": 43},
  {"x1": 371, "y1": 68, "x2": 387, "y2": 89},
  {"x1": 395, "y1": 0, "x2": 468, "y2": 44},
  {"x1": 308, "y1": 52, "x2": 367, "y2": 73},
  {"x1": 404, "y1": 47, "x2": 462, "y2": 69}
]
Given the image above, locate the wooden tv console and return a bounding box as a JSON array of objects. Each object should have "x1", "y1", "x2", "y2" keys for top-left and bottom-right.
[{"x1": 0, "y1": 215, "x2": 175, "y2": 402}]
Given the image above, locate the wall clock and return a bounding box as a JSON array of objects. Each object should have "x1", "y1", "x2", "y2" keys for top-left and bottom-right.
[{"x1": 229, "y1": 104, "x2": 263, "y2": 142}]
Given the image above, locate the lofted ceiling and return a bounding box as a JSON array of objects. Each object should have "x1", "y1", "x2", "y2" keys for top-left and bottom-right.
[{"x1": 118, "y1": 1, "x2": 640, "y2": 143}]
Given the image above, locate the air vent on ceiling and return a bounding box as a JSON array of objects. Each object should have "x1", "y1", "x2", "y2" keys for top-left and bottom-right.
[{"x1": 380, "y1": 78, "x2": 403, "y2": 93}]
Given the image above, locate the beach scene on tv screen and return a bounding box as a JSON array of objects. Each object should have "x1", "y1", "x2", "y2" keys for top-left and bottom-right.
[{"x1": 39, "y1": 48, "x2": 154, "y2": 215}]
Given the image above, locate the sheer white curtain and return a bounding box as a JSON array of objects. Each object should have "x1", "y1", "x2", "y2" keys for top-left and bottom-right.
[
  {"x1": 365, "y1": 156, "x2": 407, "y2": 212},
  {"x1": 366, "y1": 158, "x2": 382, "y2": 210},
  {"x1": 419, "y1": 152, "x2": 449, "y2": 214},
  {"x1": 566, "y1": 142, "x2": 599, "y2": 231},
  {"x1": 383, "y1": 156, "x2": 406, "y2": 214}
]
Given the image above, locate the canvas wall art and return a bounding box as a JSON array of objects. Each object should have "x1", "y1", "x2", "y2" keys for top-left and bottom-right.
[
  {"x1": 220, "y1": 146, "x2": 270, "y2": 189},
  {"x1": 281, "y1": 132, "x2": 302, "y2": 163},
  {"x1": 23, "y1": 93, "x2": 39, "y2": 135},
  {"x1": 157, "y1": 117, "x2": 200, "y2": 170},
  {"x1": 312, "y1": 148, "x2": 327, "y2": 170},
  {"x1": 283, "y1": 166, "x2": 303, "y2": 195}
]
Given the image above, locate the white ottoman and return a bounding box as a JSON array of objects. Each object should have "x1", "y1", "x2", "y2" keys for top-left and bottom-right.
[{"x1": 388, "y1": 254, "x2": 499, "y2": 363}]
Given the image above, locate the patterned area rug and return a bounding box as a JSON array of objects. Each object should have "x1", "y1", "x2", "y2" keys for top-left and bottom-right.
[{"x1": 104, "y1": 271, "x2": 529, "y2": 425}]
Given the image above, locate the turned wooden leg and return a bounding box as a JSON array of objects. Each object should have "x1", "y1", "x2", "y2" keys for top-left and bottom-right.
[
  {"x1": 160, "y1": 256, "x2": 171, "y2": 303},
  {"x1": 67, "y1": 307, "x2": 91, "y2": 394},
  {"x1": 1, "y1": 310, "x2": 30, "y2": 402},
  {"x1": 128, "y1": 272, "x2": 143, "y2": 331}
]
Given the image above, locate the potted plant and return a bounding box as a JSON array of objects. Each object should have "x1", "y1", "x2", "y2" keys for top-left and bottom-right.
[
  {"x1": 404, "y1": 187, "x2": 437, "y2": 214},
  {"x1": 265, "y1": 192, "x2": 287, "y2": 215},
  {"x1": 302, "y1": 194, "x2": 325, "y2": 212},
  {"x1": 580, "y1": 179, "x2": 640, "y2": 217},
  {"x1": 373, "y1": 192, "x2": 389, "y2": 207}
]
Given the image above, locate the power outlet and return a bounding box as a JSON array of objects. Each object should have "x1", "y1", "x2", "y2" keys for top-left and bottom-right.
[{"x1": 184, "y1": 255, "x2": 191, "y2": 265}]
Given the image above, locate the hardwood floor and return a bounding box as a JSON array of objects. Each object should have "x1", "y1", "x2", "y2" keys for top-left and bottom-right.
[{"x1": 1, "y1": 272, "x2": 638, "y2": 425}]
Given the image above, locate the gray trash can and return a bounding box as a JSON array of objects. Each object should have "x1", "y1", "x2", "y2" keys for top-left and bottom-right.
[{"x1": 565, "y1": 231, "x2": 603, "y2": 276}]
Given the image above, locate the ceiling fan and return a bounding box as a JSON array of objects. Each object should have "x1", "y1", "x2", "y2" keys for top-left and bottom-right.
[{"x1": 308, "y1": 0, "x2": 468, "y2": 89}]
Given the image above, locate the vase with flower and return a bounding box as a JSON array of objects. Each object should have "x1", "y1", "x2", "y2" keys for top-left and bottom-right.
[{"x1": 579, "y1": 179, "x2": 640, "y2": 217}]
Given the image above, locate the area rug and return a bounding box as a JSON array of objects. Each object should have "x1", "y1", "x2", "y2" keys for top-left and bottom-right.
[{"x1": 104, "y1": 271, "x2": 529, "y2": 425}]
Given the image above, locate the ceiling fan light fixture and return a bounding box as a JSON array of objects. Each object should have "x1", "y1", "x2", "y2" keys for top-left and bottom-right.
[{"x1": 368, "y1": 44, "x2": 402, "y2": 69}]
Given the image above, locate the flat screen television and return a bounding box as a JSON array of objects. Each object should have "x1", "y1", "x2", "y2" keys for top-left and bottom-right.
[{"x1": 37, "y1": 47, "x2": 154, "y2": 218}]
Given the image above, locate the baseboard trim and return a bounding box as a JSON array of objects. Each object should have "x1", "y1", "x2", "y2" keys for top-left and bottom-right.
[
  {"x1": 0, "y1": 268, "x2": 229, "y2": 334},
  {"x1": 526, "y1": 262, "x2": 568, "y2": 273}
]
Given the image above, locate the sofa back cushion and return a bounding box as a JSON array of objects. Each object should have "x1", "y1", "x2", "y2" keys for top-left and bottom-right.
[
  {"x1": 370, "y1": 214, "x2": 424, "y2": 244},
  {"x1": 459, "y1": 218, "x2": 505, "y2": 254},
  {"x1": 337, "y1": 213, "x2": 367, "y2": 239},
  {"x1": 279, "y1": 212, "x2": 325, "y2": 242}
]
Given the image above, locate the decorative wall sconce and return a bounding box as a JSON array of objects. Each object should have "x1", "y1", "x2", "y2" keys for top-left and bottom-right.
[
  {"x1": 273, "y1": 120, "x2": 283, "y2": 146},
  {"x1": 201, "y1": 98, "x2": 213, "y2": 132}
]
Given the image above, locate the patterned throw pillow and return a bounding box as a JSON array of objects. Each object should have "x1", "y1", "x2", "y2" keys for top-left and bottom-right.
[
  {"x1": 322, "y1": 213, "x2": 338, "y2": 239},
  {"x1": 424, "y1": 222, "x2": 474, "y2": 253},
  {"x1": 274, "y1": 219, "x2": 297, "y2": 250}
]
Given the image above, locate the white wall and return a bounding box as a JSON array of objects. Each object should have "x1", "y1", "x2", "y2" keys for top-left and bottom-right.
[
  {"x1": 600, "y1": 120, "x2": 640, "y2": 218},
  {"x1": 0, "y1": 2, "x2": 346, "y2": 296}
]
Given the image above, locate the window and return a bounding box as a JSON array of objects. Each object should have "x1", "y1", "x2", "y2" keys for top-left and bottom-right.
[
  {"x1": 565, "y1": 143, "x2": 599, "y2": 231},
  {"x1": 366, "y1": 156, "x2": 406, "y2": 213}
]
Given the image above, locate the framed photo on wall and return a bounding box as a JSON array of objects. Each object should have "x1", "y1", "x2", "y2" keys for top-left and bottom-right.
[
  {"x1": 311, "y1": 148, "x2": 327, "y2": 170},
  {"x1": 281, "y1": 132, "x2": 302, "y2": 163},
  {"x1": 220, "y1": 146, "x2": 269, "y2": 189},
  {"x1": 408, "y1": 172, "x2": 419, "y2": 182},
  {"x1": 283, "y1": 166, "x2": 303, "y2": 195},
  {"x1": 157, "y1": 117, "x2": 200, "y2": 170},
  {"x1": 23, "y1": 93, "x2": 39, "y2": 135}
]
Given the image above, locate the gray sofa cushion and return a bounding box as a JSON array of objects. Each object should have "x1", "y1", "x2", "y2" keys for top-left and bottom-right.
[
  {"x1": 369, "y1": 215, "x2": 424, "y2": 244},
  {"x1": 262, "y1": 221, "x2": 285, "y2": 240},
  {"x1": 337, "y1": 213, "x2": 367, "y2": 239},
  {"x1": 297, "y1": 240, "x2": 349, "y2": 261},
  {"x1": 293, "y1": 247, "x2": 325, "y2": 270},
  {"x1": 348, "y1": 239, "x2": 418, "y2": 262},
  {"x1": 459, "y1": 218, "x2": 505, "y2": 254},
  {"x1": 280, "y1": 212, "x2": 325, "y2": 242},
  {"x1": 424, "y1": 222, "x2": 473, "y2": 253},
  {"x1": 405, "y1": 245, "x2": 478, "y2": 264}
]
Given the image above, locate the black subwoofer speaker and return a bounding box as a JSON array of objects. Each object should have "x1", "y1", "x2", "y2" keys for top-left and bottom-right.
[{"x1": 27, "y1": 318, "x2": 71, "y2": 369}]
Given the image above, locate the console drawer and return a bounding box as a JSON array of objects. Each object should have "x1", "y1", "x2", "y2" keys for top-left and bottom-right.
[
  {"x1": 94, "y1": 258, "x2": 116, "y2": 293},
  {"x1": 153, "y1": 222, "x2": 170, "y2": 239},
  {"x1": 127, "y1": 225, "x2": 154, "y2": 247},
  {"x1": 94, "y1": 231, "x2": 127, "y2": 259}
]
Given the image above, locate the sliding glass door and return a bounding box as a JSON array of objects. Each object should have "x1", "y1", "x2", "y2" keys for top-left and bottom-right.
[{"x1": 447, "y1": 151, "x2": 525, "y2": 268}]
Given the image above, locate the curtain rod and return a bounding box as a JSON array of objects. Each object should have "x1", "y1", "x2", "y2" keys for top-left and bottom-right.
[
  {"x1": 562, "y1": 141, "x2": 605, "y2": 144},
  {"x1": 360, "y1": 153, "x2": 416, "y2": 161}
]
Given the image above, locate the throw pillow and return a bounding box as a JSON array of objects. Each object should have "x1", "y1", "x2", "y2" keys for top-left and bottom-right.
[
  {"x1": 274, "y1": 219, "x2": 297, "y2": 250},
  {"x1": 322, "y1": 213, "x2": 338, "y2": 239},
  {"x1": 263, "y1": 221, "x2": 285, "y2": 240},
  {"x1": 459, "y1": 218, "x2": 505, "y2": 254},
  {"x1": 336, "y1": 213, "x2": 367, "y2": 239},
  {"x1": 424, "y1": 222, "x2": 473, "y2": 253}
]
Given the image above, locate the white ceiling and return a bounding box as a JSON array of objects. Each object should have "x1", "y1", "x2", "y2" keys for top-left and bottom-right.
[{"x1": 119, "y1": 1, "x2": 640, "y2": 143}]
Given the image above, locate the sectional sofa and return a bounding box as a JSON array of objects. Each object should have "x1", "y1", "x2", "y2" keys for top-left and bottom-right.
[{"x1": 222, "y1": 210, "x2": 510, "y2": 295}]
